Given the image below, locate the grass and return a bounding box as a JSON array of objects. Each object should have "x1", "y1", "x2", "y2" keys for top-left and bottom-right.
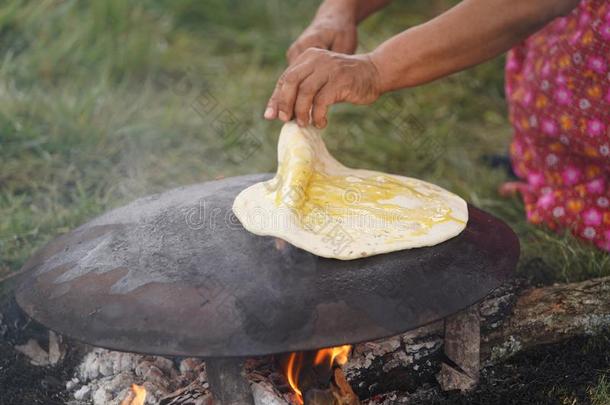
[
  {"x1": 589, "y1": 375, "x2": 610, "y2": 405},
  {"x1": 0, "y1": 0, "x2": 608, "y2": 286},
  {"x1": 585, "y1": 332, "x2": 610, "y2": 405}
]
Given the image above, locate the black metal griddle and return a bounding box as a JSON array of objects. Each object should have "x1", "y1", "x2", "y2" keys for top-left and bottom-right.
[
  {"x1": 15, "y1": 173, "x2": 519, "y2": 403},
  {"x1": 16, "y1": 173, "x2": 518, "y2": 355}
]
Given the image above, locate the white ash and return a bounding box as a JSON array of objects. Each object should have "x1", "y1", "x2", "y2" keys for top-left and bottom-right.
[
  {"x1": 74, "y1": 385, "x2": 91, "y2": 401},
  {"x1": 252, "y1": 381, "x2": 289, "y2": 405},
  {"x1": 67, "y1": 348, "x2": 189, "y2": 405},
  {"x1": 66, "y1": 377, "x2": 80, "y2": 391},
  {"x1": 66, "y1": 349, "x2": 299, "y2": 405}
]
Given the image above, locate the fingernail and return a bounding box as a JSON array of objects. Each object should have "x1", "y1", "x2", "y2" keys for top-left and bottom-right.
[
  {"x1": 297, "y1": 119, "x2": 305, "y2": 127},
  {"x1": 264, "y1": 107, "x2": 274, "y2": 119},
  {"x1": 278, "y1": 111, "x2": 289, "y2": 121}
]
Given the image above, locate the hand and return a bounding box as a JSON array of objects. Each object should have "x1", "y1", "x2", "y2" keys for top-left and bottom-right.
[
  {"x1": 286, "y1": 16, "x2": 358, "y2": 65},
  {"x1": 264, "y1": 48, "x2": 382, "y2": 129}
]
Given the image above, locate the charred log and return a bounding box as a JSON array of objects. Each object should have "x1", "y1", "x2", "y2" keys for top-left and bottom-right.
[
  {"x1": 206, "y1": 358, "x2": 254, "y2": 405},
  {"x1": 345, "y1": 276, "x2": 610, "y2": 399}
]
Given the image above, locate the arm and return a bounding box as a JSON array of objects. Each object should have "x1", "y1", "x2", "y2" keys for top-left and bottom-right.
[
  {"x1": 312, "y1": 0, "x2": 391, "y2": 23},
  {"x1": 286, "y1": 0, "x2": 393, "y2": 64},
  {"x1": 371, "y1": 0, "x2": 580, "y2": 91},
  {"x1": 355, "y1": 0, "x2": 394, "y2": 22},
  {"x1": 265, "y1": 0, "x2": 580, "y2": 128}
]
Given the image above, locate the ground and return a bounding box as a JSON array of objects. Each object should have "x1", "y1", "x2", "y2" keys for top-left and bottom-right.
[
  {"x1": 0, "y1": 297, "x2": 82, "y2": 405},
  {"x1": 1, "y1": 297, "x2": 609, "y2": 404},
  {"x1": 369, "y1": 330, "x2": 610, "y2": 405},
  {"x1": 0, "y1": 0, "x2": 608, "y2": 402},
  {"x1": 435, "y1": 331, "x2": 610, "y2": 405}
]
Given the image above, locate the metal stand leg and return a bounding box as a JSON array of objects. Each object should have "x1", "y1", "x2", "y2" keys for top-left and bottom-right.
[
  {"x1": 436, "y1": 305, "x2": 480, "y2": 392},
  {"x1": 206, "y1": 357, "x2": 255, "y2": 405}
]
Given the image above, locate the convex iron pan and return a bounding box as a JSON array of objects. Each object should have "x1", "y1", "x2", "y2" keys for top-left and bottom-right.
[{"x1": 16, "y1": 174, "x2": 518, "y2": 357}]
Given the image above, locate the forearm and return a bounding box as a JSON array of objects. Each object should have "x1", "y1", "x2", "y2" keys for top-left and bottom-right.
[
  {"x1": 356, "y1": 0, "x2": 394, "y2": 22},
  {"x1": 314, "y1": 0, "x2": 393, "y2": 24},
  {"x1": 370, "y1": 0, "x2": 580, "y2": 92}
]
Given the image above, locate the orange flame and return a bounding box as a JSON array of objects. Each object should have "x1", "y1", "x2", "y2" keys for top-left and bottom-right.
[
  {"x1": 120, "y1": 384, "x2": 146, "y2": 405},
  {"x1": 313, "y1": 345, "x2": 351, "y2": 368},
  {"x1": 285, "y1": 345, "x2": 351, "y2": 404},
  {"x1": 285, "y1": 352, "x2": 304, "y2": 405}
]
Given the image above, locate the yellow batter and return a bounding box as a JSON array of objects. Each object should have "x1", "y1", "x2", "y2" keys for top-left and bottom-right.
[{"x1": 233, "y1": 122, "x2": 468, "y2": 260}]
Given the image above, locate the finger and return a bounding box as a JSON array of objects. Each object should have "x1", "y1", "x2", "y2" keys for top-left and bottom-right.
[
  {"x1": 311, "y1": 84, "x2": 336, "y2": 129},
  {"x1": 294, "y1": 74, "x2": 328, "y2": 127},
  {"x1": 274, "y1": 64, "x2": 314, "y2": 122},
  {"x1": 264, "y1": 66, "x2": 312, "y2": 121},
  {"x1": 264, "y1": 75, "x2": 284, "y2": 120}
]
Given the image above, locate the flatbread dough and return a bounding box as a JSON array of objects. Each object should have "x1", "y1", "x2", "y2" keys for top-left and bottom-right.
[{"x1": 232, "y1": 122, "x2": 468, "y2": 260}]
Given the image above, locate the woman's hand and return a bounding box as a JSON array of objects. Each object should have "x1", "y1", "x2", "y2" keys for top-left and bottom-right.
[
  {"x1": 264, "y1": 48, "x2": 382, "y2": 129},
  {"x1": 286, "y1": 15, "x2": 358, "y2": 65}
]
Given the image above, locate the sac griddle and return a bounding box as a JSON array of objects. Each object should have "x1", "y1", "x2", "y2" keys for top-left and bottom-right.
[{"x1": 15, "y1": 173, "x2": 519, "y2": 403}]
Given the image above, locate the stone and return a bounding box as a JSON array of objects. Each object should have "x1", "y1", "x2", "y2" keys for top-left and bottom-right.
[
  {"x1": 14, "y1": 339, "x2": 50, "y2": 366},
  {"x1": 48, "y1": 331, "x2": 65, "y2": 365}
]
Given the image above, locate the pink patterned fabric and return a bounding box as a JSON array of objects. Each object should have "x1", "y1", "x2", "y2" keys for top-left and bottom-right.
[{"x1": 505, "y1": 0, "x2": 610, "y2": 251}]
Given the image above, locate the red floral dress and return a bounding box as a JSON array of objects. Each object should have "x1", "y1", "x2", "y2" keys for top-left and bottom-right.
[{"x1": 505, "y1": 0, "x2": 610, "y2": 252}]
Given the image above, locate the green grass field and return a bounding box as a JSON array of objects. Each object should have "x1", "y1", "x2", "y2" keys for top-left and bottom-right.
[{"x1": 0, "y1": 0, "x2": 608, "y2": 286}]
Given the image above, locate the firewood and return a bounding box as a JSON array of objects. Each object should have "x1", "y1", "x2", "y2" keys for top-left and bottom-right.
[
  {"x1": 331, "y1": 368, "x2": 360, "y2": 405},
  {"x1": 345, "y1": 276, "x2": 610, "y2": 398}
]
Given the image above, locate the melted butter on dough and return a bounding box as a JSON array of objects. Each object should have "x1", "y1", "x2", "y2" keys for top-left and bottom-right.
[{"x1": 233, "y1": 122, "x2": 468, "y2": 260}]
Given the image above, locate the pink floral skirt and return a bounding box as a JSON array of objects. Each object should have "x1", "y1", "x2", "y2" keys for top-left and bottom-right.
[{"x1": 505, "y1": 0, "x2": 610, "y2": 251}]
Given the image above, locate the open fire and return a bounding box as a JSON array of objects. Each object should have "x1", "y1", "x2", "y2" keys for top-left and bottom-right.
[
  {"x1": 120, "y1": 384, "x2": 147, "y2": 405},
  {"x1": 108, "y1": 346, "x2": 356, "y2": 405},
  {"x1": 110, "y1": 346, "x2": 356, "y2": 405},
  {"x1": 283, "y1": 345, "x2": 355, "y2": 405}
]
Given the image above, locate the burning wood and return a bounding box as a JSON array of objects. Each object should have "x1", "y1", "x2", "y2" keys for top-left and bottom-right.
[
  {"x1": 330, "y1": 368, "x2": 360, "y2": 405},
  {"x1": 120, "y1": 384, "x2": 147, "y2": 405},
  {"x1": 314, "y1": 346, "x2": 351, "y2": 369},
  {"x1": 283, "y1": 346, "x2": 359, "y2": 405},
  {"x1": 283, "y1": 367, "x2": 359, "y2": 405}
]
